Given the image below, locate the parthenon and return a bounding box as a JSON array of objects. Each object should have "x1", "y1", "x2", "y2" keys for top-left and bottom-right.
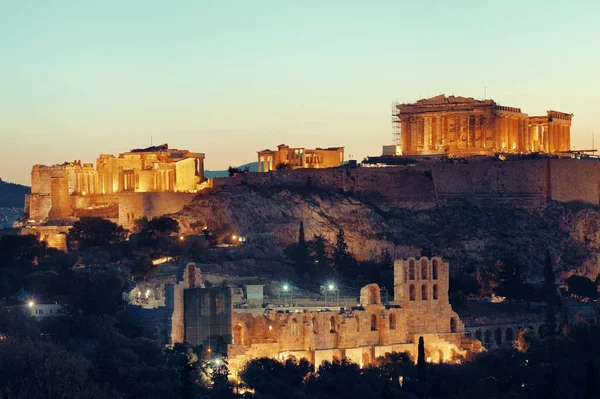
[{"x1": 394, "y1": 94, "x2": 573, "y2": 156}]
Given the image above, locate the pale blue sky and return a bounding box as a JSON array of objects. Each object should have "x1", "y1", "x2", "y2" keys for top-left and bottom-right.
[{"x1": 1, "y1": 0, "x2": 599, "y2": 185}]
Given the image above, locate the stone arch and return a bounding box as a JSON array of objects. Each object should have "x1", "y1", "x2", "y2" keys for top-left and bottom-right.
[
  {"x1": 360, "y1": 284, "x2": 381, "y2": 306},
  {"x1": 421, "y1": 284, "x2": 428, "y2": 300},
  {"x1": 409, "y1": 259, "x2": 416, "y2": 280},
  {"x1": 506, "y1": 327, "x2": 514, "y2": 342},
  {"x1": 330, "y1": 316, "x2": 336, "y2": 333},
  {"x1": 291, "y1": 318, "x2": 299, "y2": 337},
  {"x1": 233, "y1": 323, "x2": 245, "y2": 345},
  {"x1": 484, "y1": 330, "x2": 491, "y2": 344},
  {"x1": 475, "y1": 330, "x2": 482, "y2": 341},
  {"x1": 312, "y1": 317, "x2": 318, "y2": 334},
  {"x1": 389, "y1": 313, "x2": 396, "y2": 330},
  {"x1": 432, "y1": 259, "x2": 439, "y2": 280},
  {"x1": 495, "y1": 328, "x2": 502, "y2": 345},
  {"x1": 420, "y1": 258, "x2": 428, "y2": 279},
  {"x1": 433, "y1": 284, "x2": 438, "y2": 300},
  {"x1": 450, "y1": 317, "x2": 457, "y2": 333},
  {"x1": 370, "y1": 314, "x2": 378, "y2": 331},
  {"x1": 355, "y1": 315, "x2": 360, "y2": 332},
  {"x1": 409, "y1": 284, "x2": 416, "y2": 301}
]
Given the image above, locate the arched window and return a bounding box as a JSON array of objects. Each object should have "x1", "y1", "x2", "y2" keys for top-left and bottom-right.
[
  {"x1": 389, "y1": 313, "x2": 396, "y2": 330},
  {"x1": 421, "y1": 284, "x2": 428, "y2": 300},
  {"x1": 370, "y1": 314, "x2": 377, "y2": 331},
  {"x1": 408, "y1": 260, "x2": 415, "y2": 280},
  {"x1": 450, "y1": 317, "x2": 457, "y2": 333},
  {"x1": 484, "y1": 330, "x2": 491, "y2": 344},
  {"x1": 432, "y1": 284, "x2": 438, "y2": 300},
  {"x1": 291, "y1": 318, "x2": 299, "y2": 337},
  {"x1": 355, "y1": 315, "x2": 360, "y2": 332},
  {"x1": 330, "y1": 316, "x2": 336, "y2": 333},
  {"x1": 421, "y1": 258, "x2": 428, "y2": 279},
  {"x1": 312, "y1": 317, "x2": 318, "y2": 334},
  {"x1": 432, "y1": 259, "x2": 438, "y2": 280},
  {"x1": 475, "y1": 330, "x2": 482, "y2": 341},
  {"x1": 506, "y1": 328, "x2": 514, "y2": 342},
  {"x1": 495, "y1": 328, "x2": 502, "y2": 345},
  {"x1": 409, "y1": 284, "x2": 416, "y2": 301}
]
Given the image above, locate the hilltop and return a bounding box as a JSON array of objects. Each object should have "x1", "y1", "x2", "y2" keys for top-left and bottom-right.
[
  {"x1": 0, "y1": 178, "x2": 29, "y2": 209},
  {"x1": 175, "y1": 175, "x2": 600, "y2": 280}
]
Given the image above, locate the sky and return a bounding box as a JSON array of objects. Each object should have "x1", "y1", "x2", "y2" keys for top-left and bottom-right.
[{"x1": 1, "y1": 0, "x2": 599, "y2": 185}]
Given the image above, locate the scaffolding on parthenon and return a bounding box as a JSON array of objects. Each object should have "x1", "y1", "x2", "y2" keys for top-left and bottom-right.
[{"x1": 391, "y1": 101, "x2": 401, "y2": 146}]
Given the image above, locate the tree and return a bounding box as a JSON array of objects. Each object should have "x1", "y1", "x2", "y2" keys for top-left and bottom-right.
[
  {"x1": 68, "y1": 217, "x2": 128, "y2": 250},
  {"x1": 584, "y1": 361, "x2": 599, "y2": 399},
  {"x1": 566, "y1": 275, "x2": 598, "y2": 300},
  {"x1": 131, "y1": 255, "x2": 153, "y2": 278},
  {"x1": 146, "y1": 216, "x2": 180, "y2": 236},
  {"x1": 493, "y1": 257, "x2": 525, "y2": 307},
  {"x1": 295, "y1": 221, "x2": 308, "y2": 271},
  {"x1": 543, "y1": 252, "x2": 558, "y2": 336},
  {"x1": 308, "y1": 234, "x2": 333, "y2": 278},
  {"x1": 227, "y1": 166, "x2": 239, "y2": 177},
  {"x1": 379, "y1": 248, "x2": 393, "y2": 270},
  {"x1": 333, "y1": 228, "x2": 353, "y2": 274},
  {"x1": 417, "y1": 336, "x2": 426, "y2": 381}
]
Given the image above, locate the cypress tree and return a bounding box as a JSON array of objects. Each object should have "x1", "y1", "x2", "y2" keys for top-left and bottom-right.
[
  {"x1": 296, "y1": 221, "x2": 308, "y2": 271},
  {"x1": 417, "y1": 336, "x2": 426, "y2": 381},
  {"x1": 543, "y1": 251, "x2": 557, "y2": 336},
  {"x1": 584, "y1": 360, "x2": 598, "y2": 399},
  {"x1": 333, "y1": 228, "x2": 349, "y2": 272}
]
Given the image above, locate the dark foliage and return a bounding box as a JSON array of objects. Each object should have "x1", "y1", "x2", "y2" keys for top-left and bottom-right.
[{"x1": 68, "y1": 217, "x2": 128, "y2": 251}]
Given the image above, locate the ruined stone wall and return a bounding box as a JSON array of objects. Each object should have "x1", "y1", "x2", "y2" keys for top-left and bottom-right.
[
  {"x1": 117, "y1": 192, "x2": 197, "y2": 230},
  {"x1": 175, "y1": 158, "x2": 198, "y2": 192}
]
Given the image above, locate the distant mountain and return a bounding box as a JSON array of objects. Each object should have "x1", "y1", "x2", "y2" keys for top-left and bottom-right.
[
  {"x1": 0, "y1": 179, "x2": 29, "y2": 209},
  {"x1": 204, "y1": 162, "x2": 258, "y2": 178}
]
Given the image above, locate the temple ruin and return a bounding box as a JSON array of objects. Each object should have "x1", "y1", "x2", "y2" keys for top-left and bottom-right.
[
  {"x1": 23, "y1": 144, "x2": 207, "y2": 247},
  {"x1": 257, "y1": 144, "x2": 344, "y2": 172},
  {"x1": 393, "y1": 94, "x2": 573, "y2": 156},
  {"x1": 226, "y1": 256, "x2": 480, "y2": 373}
]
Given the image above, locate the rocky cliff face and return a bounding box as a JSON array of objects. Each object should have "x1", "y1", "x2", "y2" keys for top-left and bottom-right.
[{"x1": 175, "y1": 182, "x2": 600, "y2": 280}]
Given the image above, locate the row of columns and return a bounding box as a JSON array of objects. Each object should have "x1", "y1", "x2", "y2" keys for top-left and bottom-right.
[
  {"x1": 401, "y1": 114, "x2": 571, "y2": 154},
  {"x1": 258, "y1": 156, "x2": 274, "y2": 172}
]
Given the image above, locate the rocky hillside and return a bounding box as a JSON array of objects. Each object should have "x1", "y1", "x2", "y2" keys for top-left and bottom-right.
[{"x1": 175, "y1": 181, "x2": 600, "y2": 280}]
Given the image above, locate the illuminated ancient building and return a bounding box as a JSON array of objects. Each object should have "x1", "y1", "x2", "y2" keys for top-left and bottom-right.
[
  {"x1": 393, "y1": 94, "x2": 573, "y2": 156},
  {"x1": 24, "y1": 144, "x2": 206, "y2": 241},
  {"x1": 257, "y1": 144, "x2": 344, "y2": 172},
  {"x1": 226, "y1": 257, "x2": 480, "y2": 373}
]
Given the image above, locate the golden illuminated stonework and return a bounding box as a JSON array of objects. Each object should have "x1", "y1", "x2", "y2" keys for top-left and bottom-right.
[{"x1": 393, "y1": 94, "x2": 573, "y2": 156}]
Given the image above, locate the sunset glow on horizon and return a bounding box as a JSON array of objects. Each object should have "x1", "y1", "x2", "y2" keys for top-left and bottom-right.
[{"x1": 2, "y1": 0, "x2": 599, "y2": 185}]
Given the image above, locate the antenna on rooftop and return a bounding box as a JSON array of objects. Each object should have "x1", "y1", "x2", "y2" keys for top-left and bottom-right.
[
  {"x1": 151, "y1": 136, "x2": 153, "y2": 146},
  {"x1": 484, "y1": 86, "x2": 487, "y2": 100}
]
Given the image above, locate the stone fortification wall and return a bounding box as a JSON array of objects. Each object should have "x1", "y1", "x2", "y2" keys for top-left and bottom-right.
[
  {"x1": 215, "y1": 158, "x2": 600, "y2": 210},
  {"x1": 117, "y1": 192, "x2": 197, "y2": 230},
  {"x1": 547, "y1": 159, "x2": 600, "y2": 204},
  {"x1": 431, "y1": 159, "x2": 548, "y2": 209},
  {"x1": 215, "y1": 166, "x2": 438, "y2": 210}
]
